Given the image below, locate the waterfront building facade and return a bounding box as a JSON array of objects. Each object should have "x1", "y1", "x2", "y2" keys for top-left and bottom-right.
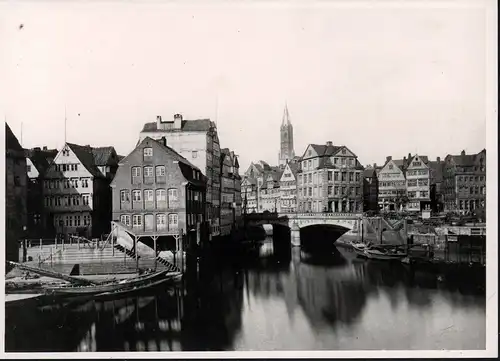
[
  {"x1": 5, "y1": 123, "x2": 27, "y2": 263},
  {"x1": 297, "y1": 142, "x2": 364, "y2": 213},
  {"x1": 377, "y1": 156, "x2": 407, "y2": 212},
  {"x1": 259, "y1": 168, "x2": 283, "y2": 213},
  {"x1": 139, "y1": 114, "x2": 221, "y2": 238},
  {"x1": 278, "y1": 104, "x2": 295, "y2": 167},
  {"x1": 443, "y1": 149, "x2": 486, "y2": 218},
  {"x1": 242, "y1": 177, "x2": 258, "y2": 214},
  {"x1": 279, "y1": 161, "x2": 299, "y2": 214},
  {"x1": 43, "y1": 142, "x2": 113, "y2": 239},
  {"x1": 363, "y1": 165, "x2": 379, "y2": 213},
  {"x1": 220, "y1": 148, "x2": 242, "y2": 236},
  {"x1": 429, "y1": 157, "x2": 445, "y2": 213},
  {"x1": 26, "y1": 146, "x2": 58, "y2": 238},
  {"x1": 111, "y1": 137, "x2": 207, "y2": 245},
  {"x1": 405, "y1": 154, "x2": 431, "y2": 212}
]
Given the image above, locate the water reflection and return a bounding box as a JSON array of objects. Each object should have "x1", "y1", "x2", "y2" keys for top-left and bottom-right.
[{"x1": 5, "y1": 237, "x2": 486, "y2": 352}]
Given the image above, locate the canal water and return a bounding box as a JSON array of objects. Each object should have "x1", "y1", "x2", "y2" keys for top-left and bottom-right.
[{"x1": 5, "y1": 237, "x2": 486, "y2": 352}]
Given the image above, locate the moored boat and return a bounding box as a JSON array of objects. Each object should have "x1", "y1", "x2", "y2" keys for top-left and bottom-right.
[
  {"x1": 94, "y1": 272, "x2": 182, "y2": 300},
  {"x1": 43, "y1": 269, "x2": 172, "y2": 297},
  {"x1": 363, "y1": 245, "x2": 407, "y2": 261}
]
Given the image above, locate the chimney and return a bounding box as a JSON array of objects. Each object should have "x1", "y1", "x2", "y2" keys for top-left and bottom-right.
[
  {"x1": 437, "y1": 156, "x2": 441, "y2": 162},
  {"x1": 326, "y1": 141, "x2": 333, "y2": 146},
  {"x1": 156, "y1": 115, "x2": 162, "y2": 129},
  {"x1": 174, "y1": 113, "x2": 183, "y2": 130},
  {"x1": 373, "y1": 163, "x2": 377, "y2": 168},
  {"x1": 386, "y1": 156, "x2": 392, "y2": 162},
  {"x1": 461, "y1": 150, "x2": 466, "y2": 156},
  {"x1": 161, "y1": 136, "x2": 167, "y2": 147},
  {"x1": 42, "y1": 146, "x2": 47, "y2": 151},
  {"x1": 403, "y1": 156, "x2": 406, "y2": 163},
  {"x1": 408, "y1": 153, "x2": 412, "y2": 161}
]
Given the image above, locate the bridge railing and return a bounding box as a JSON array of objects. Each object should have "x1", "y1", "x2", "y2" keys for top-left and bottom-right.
[{"x1": 244, "y1": 212, "x2": 363, "y2": 220}]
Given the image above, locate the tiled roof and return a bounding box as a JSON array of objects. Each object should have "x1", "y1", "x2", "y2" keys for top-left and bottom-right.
[
  {"x1": 447, "y1": 152, "x2": 484, "y2": 166},
  {"x1": 287, "y1": 161, "x2": 300, "y2": 175},
  {"x1": 66, "y1": 143, "x2": 104, "y2": 178},
  {"x1": 141, "y1": 118, "x2": 213, "y2": 133},
  {"x1": 91, "y1": 146, "x2": 117, "y2": 166},
  {"x1": 28, "y1": 149, "x2": 58, "y2": 175},
  {"x1": 307, "y1": 144, "x2": 343, "y2": 157},
  {"x1": 363, "y1": 168, "x2": 377, "y2": 178}
]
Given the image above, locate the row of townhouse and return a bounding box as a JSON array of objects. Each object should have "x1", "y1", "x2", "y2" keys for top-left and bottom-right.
[
  {"x1": 375, "y1": 149, "x2": 486, "y2": 217},
  {"x1": 242, "y1": 141, "x2": 372, "y2": 215},
  {"x1": 27, "y1": 142, "x2": 121, "y2": 240}
]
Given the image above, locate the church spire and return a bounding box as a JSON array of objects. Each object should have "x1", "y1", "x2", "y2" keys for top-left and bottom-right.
[{"x1": 282, "y1": 102, "x2": 291, "y2": 126}]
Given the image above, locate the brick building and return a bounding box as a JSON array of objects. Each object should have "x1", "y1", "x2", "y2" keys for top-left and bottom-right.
[
  {"x1": 139, "y1": 114, "x2": 221, "y2": 239},
  {"x1": 111, "y1": 137, "x2": 207, "y2": 248},
  {"x1": 297, "y1": 142, "x2": 364, "y2": 213},
  {"x1": 5, "y1": 123, "x2": 27, "y2": 263},
  {"x1": 443, "y1": 149, "x2": 486, "y2": 218}
]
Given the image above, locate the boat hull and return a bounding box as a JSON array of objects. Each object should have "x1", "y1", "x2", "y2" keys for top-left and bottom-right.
[{"x1": 43, "y1": 270, "x2": 172, "y2": 297}]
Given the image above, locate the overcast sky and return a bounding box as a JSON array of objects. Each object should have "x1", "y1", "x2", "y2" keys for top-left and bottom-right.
[{"x1": 1, "y1": 1, "x2": 492, "y2": 171}]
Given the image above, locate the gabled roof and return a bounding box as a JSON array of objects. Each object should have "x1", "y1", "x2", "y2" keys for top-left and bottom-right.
[
  {"x1": 141, "y1": 118, "x2": 214, "y2": 133},
  {"x1": 287, "y1": 161, "x2": 300, "y2": 176},
  {"x1": 5, "y1": 123, "x2": 23, "y2": 152},
  {"x1": 28, "y1": 148, "x2": 58, "y2": 175},
  {"x1": 66, "y1": 143, "x2": 104, "y2": 178},
  {"x1": 152, "y1": 138, "x2": 201, "y2": 172},
  {"x1": 91, "y1": 146, "x2": 117, "y2": 166}
]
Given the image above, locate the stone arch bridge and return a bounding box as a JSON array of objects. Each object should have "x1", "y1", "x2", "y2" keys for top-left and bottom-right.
[{"x1": 244, "y1": 212, "x2": 363, "y2": 247}]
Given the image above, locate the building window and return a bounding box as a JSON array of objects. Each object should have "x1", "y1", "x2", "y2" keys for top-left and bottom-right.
[
  {"x1": 156, "y1": 166, "x2": 165, "y2": 177},
  {"x1": 156, "y1": 189, "x2": 166, "y2": 207},
  {"x1": 355, "y1": 172, "x2": 360, "y2": 182},
  {"x1": 144, "y1": 189, "x2": 154, "y2": 202},
  {"x1": 168, "y1": 213, "x2": 178, "y2": 230},
  {"x1": 144, "y1": 166, "x2": 154, "y2": 177},
  {"x1": 120, "y1": 190, "x2": 130, "y2": 202},
  {"x1": 132, "y1": 167, "x2": 141, "y2": 178},
  {"x1": 168, "y1": 188, "x2": 178, "y2": 204},
  {"x1": 81, "y1": 179, "x2": 89, "y2": 188},
  {"x1": 143, "y1": 147, "x2": 153, "y2": 158},
  {"x1": 192, "y1": 151, "x2": 198, "y2": 158},
  {"x1": 132, "y1": 215, "x2": 142, "y2": 228},
  {"x1": 156, "y1": 214, "x2": 167, "y2": 230},
  {"x1": 120, "y1": 215, "x2": 131, "y2": 226},
  {"x1": 73, "y1": 196, "x2": 80, "y2": 206},
  {"x1": 62, "y1": 149, "x2": 70, "y2": 156},
  {"x1": 82, "y1": 194, "x2": 90, "y2": 205},
  {"x1": 341, "y1": 172, "x2": 346, "y2": 182},
  {"x1": 132, "y1": 190, "x2": 142, "y2": 202},
  {"x1": 349, "y1": 172, "x2": 354, "y2": 182},
  {"x1": 27, "y1": 165, "x2": 31, "y2": 172}
]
